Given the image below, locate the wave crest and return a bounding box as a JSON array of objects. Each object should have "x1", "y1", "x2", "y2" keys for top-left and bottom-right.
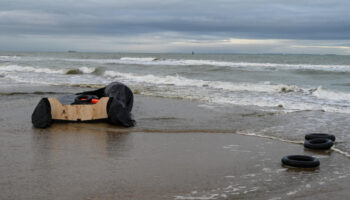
[
  {"x1": 63, "y1": 67, "x2": 99, "y2": 75},
  {"x1": 3, "y1": 56, "x2": 350, "y2": 73},
  {"x1": 103, "y1": 70, "x2": 305, "y2": 94},
  {"x1": 63, "y1": 57, "x2": 350, "y2": 73},
  {"x1": 0, "y1": 65, "x2": 101, "y2": 75},
  {"x1": 0, "y1": 65, "x2": 62, "y2": 74},
  {"x1": 312, "y1": 86, "x2": 350, "y2": 102},
  {"x1": 120, "y1": 57, "x2": 157, "y2": 62}
]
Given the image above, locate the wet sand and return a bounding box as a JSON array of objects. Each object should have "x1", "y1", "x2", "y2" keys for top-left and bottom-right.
[{"x1": 1, "y1": 89, "x2": 350, "y2": 199}]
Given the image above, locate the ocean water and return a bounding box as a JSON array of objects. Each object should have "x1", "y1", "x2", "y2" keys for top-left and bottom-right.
[
  {"x1": 1, "y1": 52, "x2": 350, "y2": 114},
  {"x1": 2, "y1": 52, "x2": 350, "y2": 199},
  {"x1": 2, "y1": 51, "x2": 350, "y2": 154}
]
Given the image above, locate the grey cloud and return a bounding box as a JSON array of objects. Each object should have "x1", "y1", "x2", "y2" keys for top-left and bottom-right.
[
  {"x1": 0, "y1": 0, "x2": 350, "y2": 40},
  {"x1": 1, "y1": 0, "x2": 350, "y2": 53}
]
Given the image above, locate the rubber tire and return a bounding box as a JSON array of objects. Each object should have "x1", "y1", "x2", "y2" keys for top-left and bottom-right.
[
  {"x1": 74, "y1": 95, "x2": 98, "y2": 104},
  {"x1": 305, "y1": 133, "x2": 335, "y2": 142},
  {"x1": 304, "y1": 138, "x2": 334, "y2": 150},
  {"x1": 281, "y1": 155, "x2": 320, "y2": 168},
  {"x1": 32, "y1": 98, "x2": 52, "y2": 128}
]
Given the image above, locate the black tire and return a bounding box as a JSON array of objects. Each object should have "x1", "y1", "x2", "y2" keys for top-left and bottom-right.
[
  {"x1": 304, "y1": 138, "x2": 334, "y2": 150},
  {"x1": 305, "y1": 133, "x2": 335, "y2": 142},
  {"x1": 281, "y1": 155, "x2": 320, "y2": 168},
  {"x1": 74, "y1": 95, "x2": 98, "y2": 104},
  {"x1": 32, "y1": 98, "x2": 52, "y2": 128}
]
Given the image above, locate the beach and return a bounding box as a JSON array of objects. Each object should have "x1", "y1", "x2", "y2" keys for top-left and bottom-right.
[
  {"x1": 1, "y1": 84, "x2": 350, "y2": 199},
  {"x1": 1, "y1": 0, "x2": 350, "y2": 198},
  {"x1": 1, "y1": 52, "x2": 350, "y2": 199}
]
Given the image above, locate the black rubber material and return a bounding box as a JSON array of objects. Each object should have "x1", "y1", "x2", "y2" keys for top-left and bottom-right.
[
  {"x1": 281, "y1": 155, "x2": 320, "y2": 168},
  {"x1": 104, "y1": 82, "x2": 134, "y2": 113},
  {"x1": 304, "y1": 138, "x2": 334, "y2": 150},
  {"x1": 107, "y1": 97, "x2": 135, "y2": 127},
  {"x1": 31, "y1": 98, "x2": 52, "y2": 128},
  {"x1": 73, "y1": 95, "x2": 98, "y2": 104},
  {"x1": 32, "y1": 82, "x2": 135, "y2": 128},
  {"x1": 105, "y1": 82, "x2": 135, "y2": 127},
  {"x1": 305, "y1": 133, "x2": 336, "y2": 142}
]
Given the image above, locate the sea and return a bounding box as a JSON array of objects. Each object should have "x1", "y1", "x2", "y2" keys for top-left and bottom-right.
[
  {"x1": 1, "y1": 51, "x2": 350, "y2": 153},
  {"x1": 1, "y1": 52, "x2": 350, "y2": 113}
]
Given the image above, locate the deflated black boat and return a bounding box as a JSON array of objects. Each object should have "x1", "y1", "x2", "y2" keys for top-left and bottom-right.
[{"x1": 32, "y1": 82, "x2": 135, "y2": 128}]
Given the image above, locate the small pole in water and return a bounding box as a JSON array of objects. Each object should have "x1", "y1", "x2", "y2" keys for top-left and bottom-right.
[{"x1": 192, "y1": 51, "x2": 195, "y2": 55}]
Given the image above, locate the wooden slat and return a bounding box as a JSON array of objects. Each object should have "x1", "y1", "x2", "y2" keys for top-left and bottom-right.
[{"x1": 48, "y1": 97, "x2": 109, "y2": 121}]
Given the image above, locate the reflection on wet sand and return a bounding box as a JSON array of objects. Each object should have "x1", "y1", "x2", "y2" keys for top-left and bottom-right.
[
  {"x1": 24, "y1": 124, "x2": 350, "y2": 200},
  {"x1": 1, "y1": 94, "x2": 350, "y2": 200},
  {"x1": 34, "y1": 123, "x2": 132, "y2": 159}
]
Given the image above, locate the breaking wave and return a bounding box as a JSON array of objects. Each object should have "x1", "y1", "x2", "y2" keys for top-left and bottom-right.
[
  {"x1": 3, "y1": 54, "x2": 350, "y2": 114},
  {"x1": 102, "y1": 71, "x2": 350, "y2": 113},
  {"x1": 62, "y1": 57, "x2": 350, "y2": 73},
  {"x1": 104, "y1": 70, "x2": 307, "y2": 94},
  {"x1": 5, "y1": 68, "x2": 350, "y2": 114},
  {"x1": 0, "y1": 56, "x2": 20, "y2": 60},
  {"x1": 0, "y1": 65, "x2": 62, "y2": 74},
  {"x1": 312, "y1": 87, "x2": 350, "y2": 102},
  {"x1": 3, "y1": 55, "x2": 350, "y2": 73},
  {"x1": 63, "y1": 66, "x2": 103, "y2": 75},
  {"x1": 0, "y1": 91, "x2": 65, "y2": 96},
  {"x1": 119, "y1": 57, "x2": 158, "y2": 62},
  {"x1": 0, "y1": 65, "x2": 101, "y2": 75}
]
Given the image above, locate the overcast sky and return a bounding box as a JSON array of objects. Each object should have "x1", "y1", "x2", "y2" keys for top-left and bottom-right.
[{"x1": 1, "y1": 0, "x2": 350, "y2": 54}]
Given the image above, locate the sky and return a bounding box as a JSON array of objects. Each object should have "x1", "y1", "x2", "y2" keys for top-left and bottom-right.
[{"x1": 0, "y1": 0, "x2": 350, "y2": 54}]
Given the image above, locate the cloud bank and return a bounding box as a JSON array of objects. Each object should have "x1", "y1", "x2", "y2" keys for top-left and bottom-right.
[{"x1": 1, "y1": 0, "x2": 350, "y2": 54}]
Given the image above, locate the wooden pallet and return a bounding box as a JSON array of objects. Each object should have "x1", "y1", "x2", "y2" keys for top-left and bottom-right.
[{"x1": 48, "y1": 97, "x2": 109, "y2": 121}]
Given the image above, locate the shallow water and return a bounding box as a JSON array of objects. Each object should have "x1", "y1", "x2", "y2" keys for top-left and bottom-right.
[
  {"x1": 2, "y1": 52, "x2": 350, "y2": 199},
  {"x1": 1, "y1": 110, "x2": 349, "y2": 199},
  {"x1": 1, "y1": 52, "x2": 350, "y2": 114},
  {"x1": 1, "y1": 88, "x2": 350, "y2": 199}
]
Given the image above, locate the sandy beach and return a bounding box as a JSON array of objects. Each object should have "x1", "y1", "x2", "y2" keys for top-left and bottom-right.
[
  {"x1": 1, "y1": 85, "x2": 350, "y2": 200},
  {"x1": 2, "y1": 0, "x2": 350, "y2": 198}
]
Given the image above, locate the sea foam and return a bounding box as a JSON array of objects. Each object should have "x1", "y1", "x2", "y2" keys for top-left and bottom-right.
[
  {"x1": 62, "y1": 57, "x2": 350, "y2": 73},
  {"x1": 0, "y1": 65, "x2": 98, "y2": 75},
  {"x1": 3, "y1": 55, "x2": 350, "y2": 72},
  {"x1": 103, "y1": 70, "x2": 306, "y2": 94},
  {"x1": 0, "y1": 65, "x2": 62, "y2": 74},
  {"x1": 312, "y1": 86, "x2": 350, "y2": 102},
  {"x1": 119, "y1": 57, "x2": 157, "y2": 62}
]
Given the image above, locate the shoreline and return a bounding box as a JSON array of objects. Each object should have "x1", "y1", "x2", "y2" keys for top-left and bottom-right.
[{"x1": 0, "y1": 89, "x2": 350, "y2": 199}]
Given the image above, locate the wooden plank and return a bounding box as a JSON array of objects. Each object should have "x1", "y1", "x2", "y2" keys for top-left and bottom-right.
[{"x1": 48, "y1": 97, "x2": 109, "y2": 121}]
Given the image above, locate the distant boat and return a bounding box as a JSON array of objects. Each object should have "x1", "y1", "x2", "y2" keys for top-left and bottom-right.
[
  {"x1": 67, "y1": 50, "x2": 77, "y2": 53},
  {"x1": 191, "y1": 51, "x2": 195, "y2": 55}
]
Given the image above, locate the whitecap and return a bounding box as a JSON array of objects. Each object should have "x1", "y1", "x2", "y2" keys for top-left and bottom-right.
[
  {"x1": 119, "y1": 57, "x2": 157, "y2": 62},
  {"x1": 312, "y1": 86, "x2": 350, "y2": 102}
]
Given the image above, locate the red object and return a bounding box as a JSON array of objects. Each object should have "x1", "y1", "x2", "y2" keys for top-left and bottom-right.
[{"x1": 91, "y1": 99, "x2": 99, "y2": 104}]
